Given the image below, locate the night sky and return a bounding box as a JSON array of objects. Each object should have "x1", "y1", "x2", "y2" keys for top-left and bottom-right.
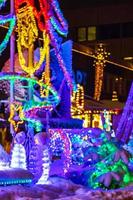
[{"x1": 60, "y1": 0, "x2": 132, "y2": 10}]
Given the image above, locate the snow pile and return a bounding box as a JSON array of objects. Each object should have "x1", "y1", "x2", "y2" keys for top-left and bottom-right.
[{"x1": 0, "y1": 177, "x2": 132, "y2": 199}]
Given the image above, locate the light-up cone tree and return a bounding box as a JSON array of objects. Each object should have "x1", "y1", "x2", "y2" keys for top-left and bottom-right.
[
  {"x1": 10, "y1": 143, "x2": 27, "y2": 169},
  {"x1": 10, "y1": 132, "x2": 27, "y2": 169},
  {"x1": 37, "y1": 146, "x2": 51, "y2": 184}
]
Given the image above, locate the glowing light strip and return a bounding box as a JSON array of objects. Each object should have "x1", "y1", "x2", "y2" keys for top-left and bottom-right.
[
  {"x1": 50, "y1": 0, "x2": 68, "y2": 36},
  {"x1": 0, "y1": 73, "x2": 60, "y2": 107},
  {"x1": 48, "y1": 21, "x2": 72, "y2": 88},
  {"x1": 0, "y1": 14, "x2": 16, "y2": 54},
  {"x1": 72, "y1": 48, "x2": 133, "y2": 71},
  {"x1": 0, "y1": 0, "x2": 6, "y2": 8}
]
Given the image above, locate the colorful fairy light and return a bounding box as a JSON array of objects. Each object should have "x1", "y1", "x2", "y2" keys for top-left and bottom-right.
[
  {"x1": 15, "y1": 0, "x2": 72, "y2": 88},
  {"x1": 0, "y1": 72, "x2": 60, "y2": 111},
  {"x1": 94, "y1": 44, "x2": 110, "y2": 101},
  {"x1": 50, "y1": 0, "x2": 68, "y2": 36},
  {"x1": 0, "y1": 14, "x2": 16, "y2": 54},
  {"x1": 49, "y1": 129, "x2": 72, "y2": 173},
  {"x1": 71, "y1": 84, "x2": 85, "y2": 119}
]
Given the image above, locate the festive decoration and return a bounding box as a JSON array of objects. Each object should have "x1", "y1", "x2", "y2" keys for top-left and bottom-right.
[
  {"x1": 28, "y1": 143, "x2": 43, "y2": 181},
  {"x1": 8, "y1": 102, "x2": 24, "y2": 132},
  {"x1": 112, "y1": 90, "x2": 118, "y2": 101},
  {"x1": 49, "y1": 129, "x2": 72, "y2": 173},
  {"x1": 37, "y1": 146, "x2": 51, "y2": 184},
  {"x1": 94, "y1": 44, "x2": 110, "y2": 101},
  {"x1": 16, "y1": 4, "x2": 48, "y2": 75},
  {"x1": 0, "y1": 14, "x2": 16, "y2": 55},
  {"x1": 71, "y1": 84, "x2": 85, "y2": 122},
  {"x1": 103, "y1": 110, "x2": 112, "y2": 132},
  {"x1": 116, "y1": 82, "x2": 133, "y2": 143},
  {"x1": 10, "y1": 143, "x2": 27, "y2": 170}
]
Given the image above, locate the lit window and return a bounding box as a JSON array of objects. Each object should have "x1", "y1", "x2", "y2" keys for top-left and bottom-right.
[
  {"x1": 77, "y1": 27, "x2": 86, "y2": 41},
  {"x1": 88, "y1": 26, "x2": 96, "y2": 41}
]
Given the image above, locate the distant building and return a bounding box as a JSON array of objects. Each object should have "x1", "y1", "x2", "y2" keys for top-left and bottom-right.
[{"x1": 63, "y1": 1, "x2": 133, "y2": 101}]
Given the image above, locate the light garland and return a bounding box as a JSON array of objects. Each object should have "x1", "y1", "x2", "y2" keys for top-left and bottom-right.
[
  {"x1": 0, "y1": 14, "x2": 16, "y2": 54},
  {"x1": 50, "y1": 0, "x2": 68, "y2": 36},
  {"x1": 17, "y1": 30, "x2": 48, "y2": 75},
  {"x1": 16, "y1": 4, "x2": 42, "y2": 75},
  {"x1": 39, "y1": 33, "x2": 51, "y2": 98},
  {"x1": 0, "y1": 73, "x2": 60, "y2": 112},
  {"x1": 94, "y1": 44, "x2": 110, "y2": 101},
  {"x1": 16, "y1": 4, "x2": 38, "y2": 48}
]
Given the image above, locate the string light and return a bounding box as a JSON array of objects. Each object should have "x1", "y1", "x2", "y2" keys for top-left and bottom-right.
[
  {"x1": 49, "y1": 129, "x2": 72, "y2": 173},
  {"x1": 71, "y1": 84, "x2": 85, "y2": 118},
  {"x1": 39, "y1": 33, "x2": 51, "y2": 98}
]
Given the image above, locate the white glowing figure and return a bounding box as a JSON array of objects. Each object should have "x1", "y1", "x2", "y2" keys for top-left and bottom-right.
[
  {"x1": 36, "y1": 146, "x2": 50, "y2": 184},
  {"x1": 10, "y1": 143, "x2": 27, "y2": 169}
]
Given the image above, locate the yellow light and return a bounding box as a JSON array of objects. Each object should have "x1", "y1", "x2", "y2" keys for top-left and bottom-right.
[
  {"x1": 16, "y1": 5, "x2": 48, "y2": 76},
  {"x1": 8, "y1": 103, "x2": 24, "y2": 132},
  {"x1": 39, "y1": 34, "x2": 51, "y2": 98}
]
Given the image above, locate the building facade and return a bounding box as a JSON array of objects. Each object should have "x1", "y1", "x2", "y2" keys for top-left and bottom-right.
[{"x1": 63, "y1": 1, "x2": 133, "y2": 102}]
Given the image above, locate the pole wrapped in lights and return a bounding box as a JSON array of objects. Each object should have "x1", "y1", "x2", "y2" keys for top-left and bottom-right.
[
  {"x1": 94, "y1": 44, "x2": 110, "y2": 101},
  {"x1": 0, "y1": 14, "x2": 16, "y2": 55}
]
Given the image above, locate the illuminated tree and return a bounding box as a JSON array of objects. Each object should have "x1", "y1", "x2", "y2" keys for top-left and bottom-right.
[{"x1": 93, "y1": 44, "x2": 110, "y2": 101}]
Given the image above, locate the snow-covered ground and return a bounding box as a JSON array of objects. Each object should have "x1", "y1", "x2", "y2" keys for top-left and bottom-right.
[{"x1": 0, "y1": 177, "x2": 133, "y2": 200}]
